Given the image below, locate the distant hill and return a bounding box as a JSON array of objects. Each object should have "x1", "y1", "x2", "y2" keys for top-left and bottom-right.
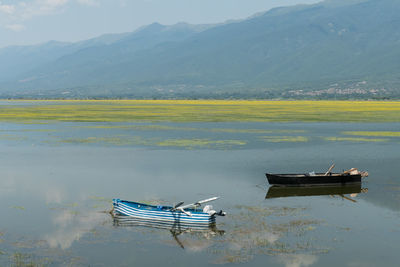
[{"x1": 1, "y1": 0, "x2": 399, "y2": 99}]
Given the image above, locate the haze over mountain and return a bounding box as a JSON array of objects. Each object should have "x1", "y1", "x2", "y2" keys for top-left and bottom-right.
[{"x1": 0, "y1": 0, "x2": 399, "y2": 99}]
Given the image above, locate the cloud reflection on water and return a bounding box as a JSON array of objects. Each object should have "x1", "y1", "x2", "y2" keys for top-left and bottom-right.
[
  {"x1": 45, "y1": 209, "x2": 106, "y2": 249},
  {"x1": 277, "y1": 254, "x2": 318, "y2": 267}
]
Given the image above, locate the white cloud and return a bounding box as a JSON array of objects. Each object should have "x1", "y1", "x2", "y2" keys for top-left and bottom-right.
[
  {"x1": 41, "y1": 0, "x2": 69, "y2": 7},
  {"x1": 118, "y1": 0, "x2": 127, "y2": 7},
  {"x1": 0, "y1": 0, "x2": 69, "y2": 24},
  {"x1": 18, "y1": 0, "x2": 70, "y2": 20},
  {"x1": 1, "y1": 0, "x2": 99, "y2": 31},
  {"x1": 76, "y1": 0, "x2": 99, "y2": 6},
  {"x1": 5, "y1": 23, "x2": 25, "y2": 31},
  {"x1": 0, "y1": 3, "x2": 15, "y2": 14}
]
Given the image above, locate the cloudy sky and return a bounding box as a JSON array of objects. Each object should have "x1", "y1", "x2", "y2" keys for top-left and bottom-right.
[{"x1": 0, "y1": 0, "x2": 321, "y2": 48}]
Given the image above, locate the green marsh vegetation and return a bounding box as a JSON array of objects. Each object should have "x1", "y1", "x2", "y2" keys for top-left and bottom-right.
[
  {"x1": 81, "y1": 124, "x2": 306, "y2": 134},
  {"x1": 323, "y1": 137, "x2": 389, "y2": 142},
  {"x1": 0, "y1": 134, "x2": 27, "y2": 141},
  {"x1": 1, "y1": 100, "x2": 400, "y2": 123},
  {"x1": 259, "y1": 136, "x2": 309, "y2": 143},
  {"x1": 56, "y1": 136, "x2": 248, "y2": 149},
  {"x1": 2, "y1": 100, "x2": 399, "y2": 149},
  {"x1": 324, "y1": 130, "x2": 400, "y2": 143},
  {"x1": 341, "y1": 131, "x2": 400, "y2": 137}
]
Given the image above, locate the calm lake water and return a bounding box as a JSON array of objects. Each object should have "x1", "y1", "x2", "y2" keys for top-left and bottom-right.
[{"x1": 0, "y1": 119, "x2": 399, "y2": 266}]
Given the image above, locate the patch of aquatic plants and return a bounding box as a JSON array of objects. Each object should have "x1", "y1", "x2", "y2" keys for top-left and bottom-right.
[
  {"x1": 57, "y1": 136, "x2": 150, "y2": 146},
  {"x1": 54, "y1": 135, "x2": 248, "y2": 149},
  {"x1": 342, "y1": 131, "x2": 400, "y2": 137},
  {"x1": 0, "y1": 243, "x2": 85, "y2": 267},
  {"x1": 83, "y1": 124, "x2": 306, "y2": 134},
  {"x1": 323, "y1": 137, "x2": 389, "y2": 142},
  {"x1": 156, "y1": 138, "x2": 247, "y2": 149},
  {"x1": 1, "y1": 100, "x2": 400, "y2": 123},
  {"x1": 11, "y1": 206, "x2": 26, "y2": 211},
  {"x1": 10, "y1": 252, "x2": 51, "y2": 267},
  {"x1": 259, "y1": 136, "x2": 309, "y2": 143},
  {"x1": 0, "y1": 134, "x2": 27, "y2": 141},
  {"x1": 88, "y1": 196, "x2": 112, "y2": 203},
  {"x1": 210, "y1": 205, "x2": 327, "y2": 264}
]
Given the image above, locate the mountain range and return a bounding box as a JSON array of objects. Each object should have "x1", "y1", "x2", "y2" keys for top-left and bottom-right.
[{"x1": 1, "y1": 0, "x2": 399, "y2": 99}]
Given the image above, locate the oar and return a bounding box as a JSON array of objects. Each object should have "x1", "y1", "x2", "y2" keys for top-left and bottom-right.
[
  {"x1": 170, "y1": 201, "x2": 192, "y2": 216},
  {"x1": 179, "y1": 197, "x2": 219, "y2": 210},
  {"x1": 324, "y1": 164, "x2": 335, "y2": 176},
  {"x1": 196, "y1": 196, "x2": 219, "y2": 205},
  {"x1": 174, "y1": 202, "x2": 184, "y2": 209},
  {"x1": 176, "y1": 207, "x2": 192, "y2": 216},
  {"x1": 170, "y1": 201, "x2": 184, "y2": 211},
  {"x1": 171, "y1": 197, "x2": 220, "y2": 216},
  {"x1": 339, "y1": 194, "x2": 357, "y2": 203}
]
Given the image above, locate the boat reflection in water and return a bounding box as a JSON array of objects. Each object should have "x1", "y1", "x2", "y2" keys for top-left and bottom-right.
[
  {"x1": 266, "y1": 184, "x2": 368, "y2": 202},
  {"x1": 112, "y1": 214, "x2": 225, "y2": 249}
]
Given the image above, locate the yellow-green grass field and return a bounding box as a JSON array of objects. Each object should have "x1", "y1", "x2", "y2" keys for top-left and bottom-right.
[{"x1": 1, "y1": 100, "x2": 400, "y2": 123}]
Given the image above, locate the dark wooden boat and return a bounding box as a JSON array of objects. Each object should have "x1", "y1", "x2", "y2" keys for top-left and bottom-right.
[
  {"x1": 266, "y1": 184, "x2": 362, "y2": 198},
  {"x1": 265, "y1": 172, "x2": 362, "y2": 187}
]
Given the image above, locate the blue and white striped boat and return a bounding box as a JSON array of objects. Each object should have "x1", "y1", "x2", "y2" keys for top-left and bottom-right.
[{"x1": 112, "y1": 197, "x2": 226, "y2": 225}]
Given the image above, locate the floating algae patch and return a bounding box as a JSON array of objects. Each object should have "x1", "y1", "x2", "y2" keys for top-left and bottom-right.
[
  {"x1": 11, "y1": 240, "x2": 46, "y2": 249},
  {"x1": 233, "y1": 205, "x2": 308, "y2": 217},
  {"x1": 88, "y1": 196, "x2": 112, "y2": 203},
  {"x1": 209, "y1": 128, "x2": 306, "y2": 134},
  {"x1": 81, "y1": 124, "x2": 306, "y2": 135},
  {"x1": 82, "y1": 125, "x2": 185, "y2": 131},
  {"x1": 64, "y1": 202, "x2": 78, "y2": 208},
  {"x1": 47, "y1": 202, "x2": 79, "y2": 212},
  {"x1": 10, "y1": 252, "x2": 53, "y2": 267},
  {"x1": 211, "y1": 205, "x2": 326, "y2": 264},
  {"x1": 55, "y1": 134, "x2": 247, "y2": 149},
  {"x1": 11, "y1": 206, "x2": 26, "y2": 211},
  {"x1": 0, "y1": 134, "x2": 28, "y2": 141},
  {"x1": 323, "y1": 137, "x2": 389, "y2": 142},
  {"x1": 156, "y1": 138, "x2": 247, "y2": 149},
  {"x1": 18, "y1": 129, "x2": 57, "y2": 133},
  {"x1": 271, "y1": 219, "x2": 321, "y2": 237},
  {"x1": 57, "y1": 136, "x2": 154, "y2": 146},
  {"x1": 0, "y1": 128, "x2": 58, "y2": 132},
  {"x1": 59, "y1": 136, "x2": 99, "y2": 144},
  {"x1": 342, "y1": 131, "x2": 400, "y2": 137},
  {"x1": 1, "y1": 234, "x2": 88, "y2": 266},
  {"x1": 259, "y1": 136, "x2": 309, "y2": 143}
]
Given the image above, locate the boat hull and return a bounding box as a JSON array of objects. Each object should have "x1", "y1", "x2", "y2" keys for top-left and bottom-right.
[
  {"x1": 266, "y1": 173, "x2": 361, "y2": 187},
  {"x1": 113, "y1": 199, "x2": 215, "y2": 225}
]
